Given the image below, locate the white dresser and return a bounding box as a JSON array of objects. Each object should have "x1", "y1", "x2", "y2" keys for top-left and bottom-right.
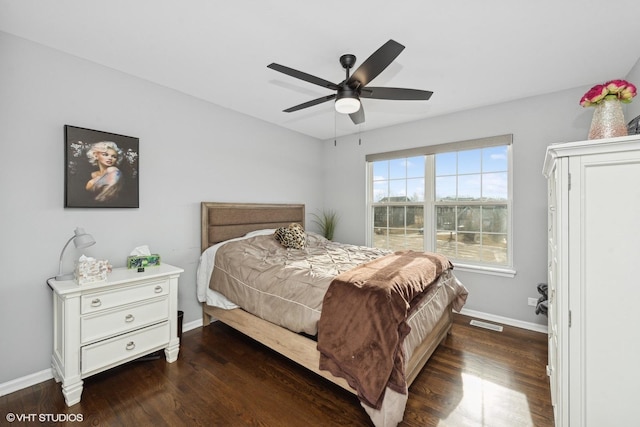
[
  {"x1": 47, "y1": 263, "x2": 183, "y2": 406},
  {"x1": 543, "y1": 135, "x2": 640, "y2": 426}
]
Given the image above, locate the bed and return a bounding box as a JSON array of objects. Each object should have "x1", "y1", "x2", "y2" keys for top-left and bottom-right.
[{"x1": 197, "y1": 202, "x2": 468, "y2": 426}]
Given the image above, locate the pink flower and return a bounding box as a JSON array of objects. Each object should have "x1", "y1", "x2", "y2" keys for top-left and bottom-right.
[
  {"x1": 604, "y1": 79, "x2": 628, "y2": 93},
  {"x1": 580, "y1": 84, "x2": 608, "y2": 107},
  {"x1": 620, "y1": 82, "x2": 637, "y2": 103},
  {"x1": 580, "y1": 79, "x2": 637, "y2": 107}
]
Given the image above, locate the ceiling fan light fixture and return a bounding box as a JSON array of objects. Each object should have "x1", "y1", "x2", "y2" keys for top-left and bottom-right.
[{"x1": 336, "y1": 94, "x2": 360, "y2": 114}]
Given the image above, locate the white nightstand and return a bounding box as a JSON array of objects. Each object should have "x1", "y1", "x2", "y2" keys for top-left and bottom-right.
[{"x1": 47, "y1": 263, "x2": 183, "y2": 406}]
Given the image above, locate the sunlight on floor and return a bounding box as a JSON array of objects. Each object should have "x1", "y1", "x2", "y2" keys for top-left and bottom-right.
[{"x1": 439, "y1": 373, "x2": 533, "y2": 427}]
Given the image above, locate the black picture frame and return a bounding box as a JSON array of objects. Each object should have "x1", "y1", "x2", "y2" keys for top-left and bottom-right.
[{"x1": 64, "y1": 125, "x2": 139, "y2": 208}]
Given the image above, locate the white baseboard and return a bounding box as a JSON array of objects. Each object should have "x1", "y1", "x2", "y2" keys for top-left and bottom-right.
[
  {"x1": 183, "y1": 318, "x2": 202, "y2": 332},
  {"x1": 459, "y1": 308, "x2": 548, "y2": 334},
  {"x1": 0, "y1": 368, "x2": 53, "y2": 398}
]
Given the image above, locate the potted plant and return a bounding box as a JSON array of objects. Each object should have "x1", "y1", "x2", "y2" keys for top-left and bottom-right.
[{"x1": 311, "y1": 209, "x2": 339, "y2": 240}]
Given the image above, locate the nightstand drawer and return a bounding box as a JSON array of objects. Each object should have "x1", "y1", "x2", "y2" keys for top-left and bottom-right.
[
  {"x1": 81, "y1": 321, "x2": 169, "y2": 375},
  {"x1": 81, "y1": 279, "x2": 169, "y2": 314},
  {"x1": 81, "y1": 297, "x2": 169, "y2": 344}
]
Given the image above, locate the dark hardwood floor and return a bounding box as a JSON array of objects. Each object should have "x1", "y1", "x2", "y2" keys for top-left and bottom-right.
[{"x1": 1, "y1": 314, "x2": 553, "y2": 426}]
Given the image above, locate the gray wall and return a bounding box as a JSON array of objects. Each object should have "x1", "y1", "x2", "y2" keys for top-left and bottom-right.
[
  {"x1": 0, "y1": 32, "x2": 324, "y2": 383},
  {"x1": 626, "y1": 57, "x2": 640, "y2": 121},
  {"x1": 321, "y1": 82, "x2": 635, "y2": 327}
]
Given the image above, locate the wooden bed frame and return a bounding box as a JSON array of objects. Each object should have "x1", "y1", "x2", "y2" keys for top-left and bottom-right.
[{"x1": 200, "y1": 202, "x2": 453, "y2": 394}]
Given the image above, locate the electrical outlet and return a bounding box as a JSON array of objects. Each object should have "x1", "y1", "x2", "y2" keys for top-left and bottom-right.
[{"x1": 528, "y1": 297, "x2": 538, "y2": 307}]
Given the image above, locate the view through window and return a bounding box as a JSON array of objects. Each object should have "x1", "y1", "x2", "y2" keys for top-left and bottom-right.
[
  {"x1": 367, "y1": 137, "x2": 511, "y2": 268},
  {"x1": 372, "y1": 156, "x2": 426, "y2": 252}
]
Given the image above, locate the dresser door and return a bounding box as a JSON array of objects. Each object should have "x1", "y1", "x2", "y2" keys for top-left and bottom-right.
[{"x1": 568, "y1": 150, "x2": 640, "y2": 426}]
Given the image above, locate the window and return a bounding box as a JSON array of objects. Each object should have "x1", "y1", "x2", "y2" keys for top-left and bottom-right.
[{"x1": 366, "y1": 135, "x2": 513, "y2": 273}]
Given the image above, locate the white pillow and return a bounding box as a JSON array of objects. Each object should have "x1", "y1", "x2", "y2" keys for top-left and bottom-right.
[{"x1": 244, "y1": 228, "x2": 277, "y2": 238}]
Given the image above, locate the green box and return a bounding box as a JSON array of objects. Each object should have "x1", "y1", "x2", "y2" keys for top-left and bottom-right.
[{"x1": 127, "y1": 254, "x2": 161, "y2": 269}]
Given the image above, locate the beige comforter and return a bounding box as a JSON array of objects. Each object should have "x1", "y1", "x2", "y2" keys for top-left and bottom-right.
[{"x1": 209, "y1": 232, "x2": 391, "y2": 335}]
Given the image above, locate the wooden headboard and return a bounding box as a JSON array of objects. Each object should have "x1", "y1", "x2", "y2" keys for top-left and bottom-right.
[{"x1": 201, "y1": 202, "x2": 305, "y2": 252}]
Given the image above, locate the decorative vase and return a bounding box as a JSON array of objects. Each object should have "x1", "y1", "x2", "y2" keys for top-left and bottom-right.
[{"x1": 588, "y1": 98, "x2": 628, "y2": 140}]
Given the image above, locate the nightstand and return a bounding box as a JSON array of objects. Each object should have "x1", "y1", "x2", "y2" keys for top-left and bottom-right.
[{"x1": 47, "y1": 263, "x2": 183, "y2": 406}]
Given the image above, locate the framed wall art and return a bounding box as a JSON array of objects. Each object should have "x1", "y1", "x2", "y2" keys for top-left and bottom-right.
[{"x1": 64, "y1": 125, "x2": 139, "y2": 208}]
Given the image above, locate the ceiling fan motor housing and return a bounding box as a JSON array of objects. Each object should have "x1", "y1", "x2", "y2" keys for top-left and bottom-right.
[{"x1": 336, "y1": 87, "x2": 359, "y2": 101}]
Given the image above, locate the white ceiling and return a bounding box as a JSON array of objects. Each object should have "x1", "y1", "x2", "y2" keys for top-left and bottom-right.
[{"x1": 2, "y1": 0, "x2": 640, "y2": 140}]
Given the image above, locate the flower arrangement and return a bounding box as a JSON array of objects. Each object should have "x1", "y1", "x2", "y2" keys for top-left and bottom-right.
[{"x1": 580, "y1": 79, "x2": 637, "y2": 107}]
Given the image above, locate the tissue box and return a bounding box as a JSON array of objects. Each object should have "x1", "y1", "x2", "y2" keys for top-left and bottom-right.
[
  {"x1": 127, "y1": 254, "x2": 161, "y2": 269},
  {"x1": 75, "y1": 257, "x2": 110, "y2": 285}
]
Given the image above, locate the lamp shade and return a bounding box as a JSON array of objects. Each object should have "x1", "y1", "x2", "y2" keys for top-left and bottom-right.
[
  {"x1": 73, "y1": 228, "x2": 96, "y2": 249},
  {"x1": 56, "y1": 227, "x2": 96, "y2": 281}
]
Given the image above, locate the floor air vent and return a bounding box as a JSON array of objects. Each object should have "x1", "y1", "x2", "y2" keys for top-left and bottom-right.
[{"x1": 470, "y1": 319, "x2": 504, "y2": 332}]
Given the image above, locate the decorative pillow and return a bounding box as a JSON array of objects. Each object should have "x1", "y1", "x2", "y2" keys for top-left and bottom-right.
[{"x1": 274, "y1": 223, "x2": 306, "y2": 249}]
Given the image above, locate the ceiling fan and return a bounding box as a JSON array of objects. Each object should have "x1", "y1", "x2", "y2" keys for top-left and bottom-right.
[{"x1": 267, "y1": 39, "x2": 433, "y2": 125}]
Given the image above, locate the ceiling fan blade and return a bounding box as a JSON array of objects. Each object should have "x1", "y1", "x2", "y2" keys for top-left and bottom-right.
[
  {"x1": 349, "y1": 105, "x2": 365, "y2": 125},
  {"x1": 268, "y1": 63, "x2": 340, "y2": 91},
  {"x1": 360, "y1": 87, "x2": 433, "y2": 101},
  {"x1": 283, "y1": 94, "x2": 337, "y2": 113},
  {"x1": 348, "y1": 40, "x2": 405, "y2": 88}
]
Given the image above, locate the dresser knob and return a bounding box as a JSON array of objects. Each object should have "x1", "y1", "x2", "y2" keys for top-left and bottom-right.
[
  {"x1": 126, "y1": 342, "x2": 136, "y2": 351},
  {"x1": 125, "y1": 314, "x2": 135, "y2": 322},
  {"x1": 154, "y1": 285, "x2": 163, "y2": 293},
  {"x1": 91, "y1": 298, "x2": 101, "y2": 307}
]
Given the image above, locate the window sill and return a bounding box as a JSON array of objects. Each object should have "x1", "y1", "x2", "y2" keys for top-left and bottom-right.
[{"x1": 452, "y1": 263, "x2": 516, "y2": 278}]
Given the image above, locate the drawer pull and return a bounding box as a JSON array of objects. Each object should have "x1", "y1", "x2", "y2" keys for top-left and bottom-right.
[
  {"x1": 154, "y1": 285, "x2": 163, "y2": 293},
  {"x1": 91, "y1": 298, "x2": 102, "y2": 307},
  {"x1": 126, "y1": 342, "x2": 136, "y2": 351},
  {"x1": 125, "y1": 314, "x2": 135, "y2": 323}
]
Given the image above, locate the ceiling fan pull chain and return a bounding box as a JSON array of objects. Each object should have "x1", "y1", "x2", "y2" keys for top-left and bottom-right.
[{"x1": 334, "y1": 110, "x2": 337, "y2": 147}]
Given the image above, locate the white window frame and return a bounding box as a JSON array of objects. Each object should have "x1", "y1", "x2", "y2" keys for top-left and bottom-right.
[{"x1": 365, "y1": 134, "x2": 516, "y2": 277}]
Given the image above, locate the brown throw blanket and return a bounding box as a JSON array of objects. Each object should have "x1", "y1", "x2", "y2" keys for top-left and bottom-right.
[{"x1": 317, "y1": 250, "x2": 453, "y2": 410}]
